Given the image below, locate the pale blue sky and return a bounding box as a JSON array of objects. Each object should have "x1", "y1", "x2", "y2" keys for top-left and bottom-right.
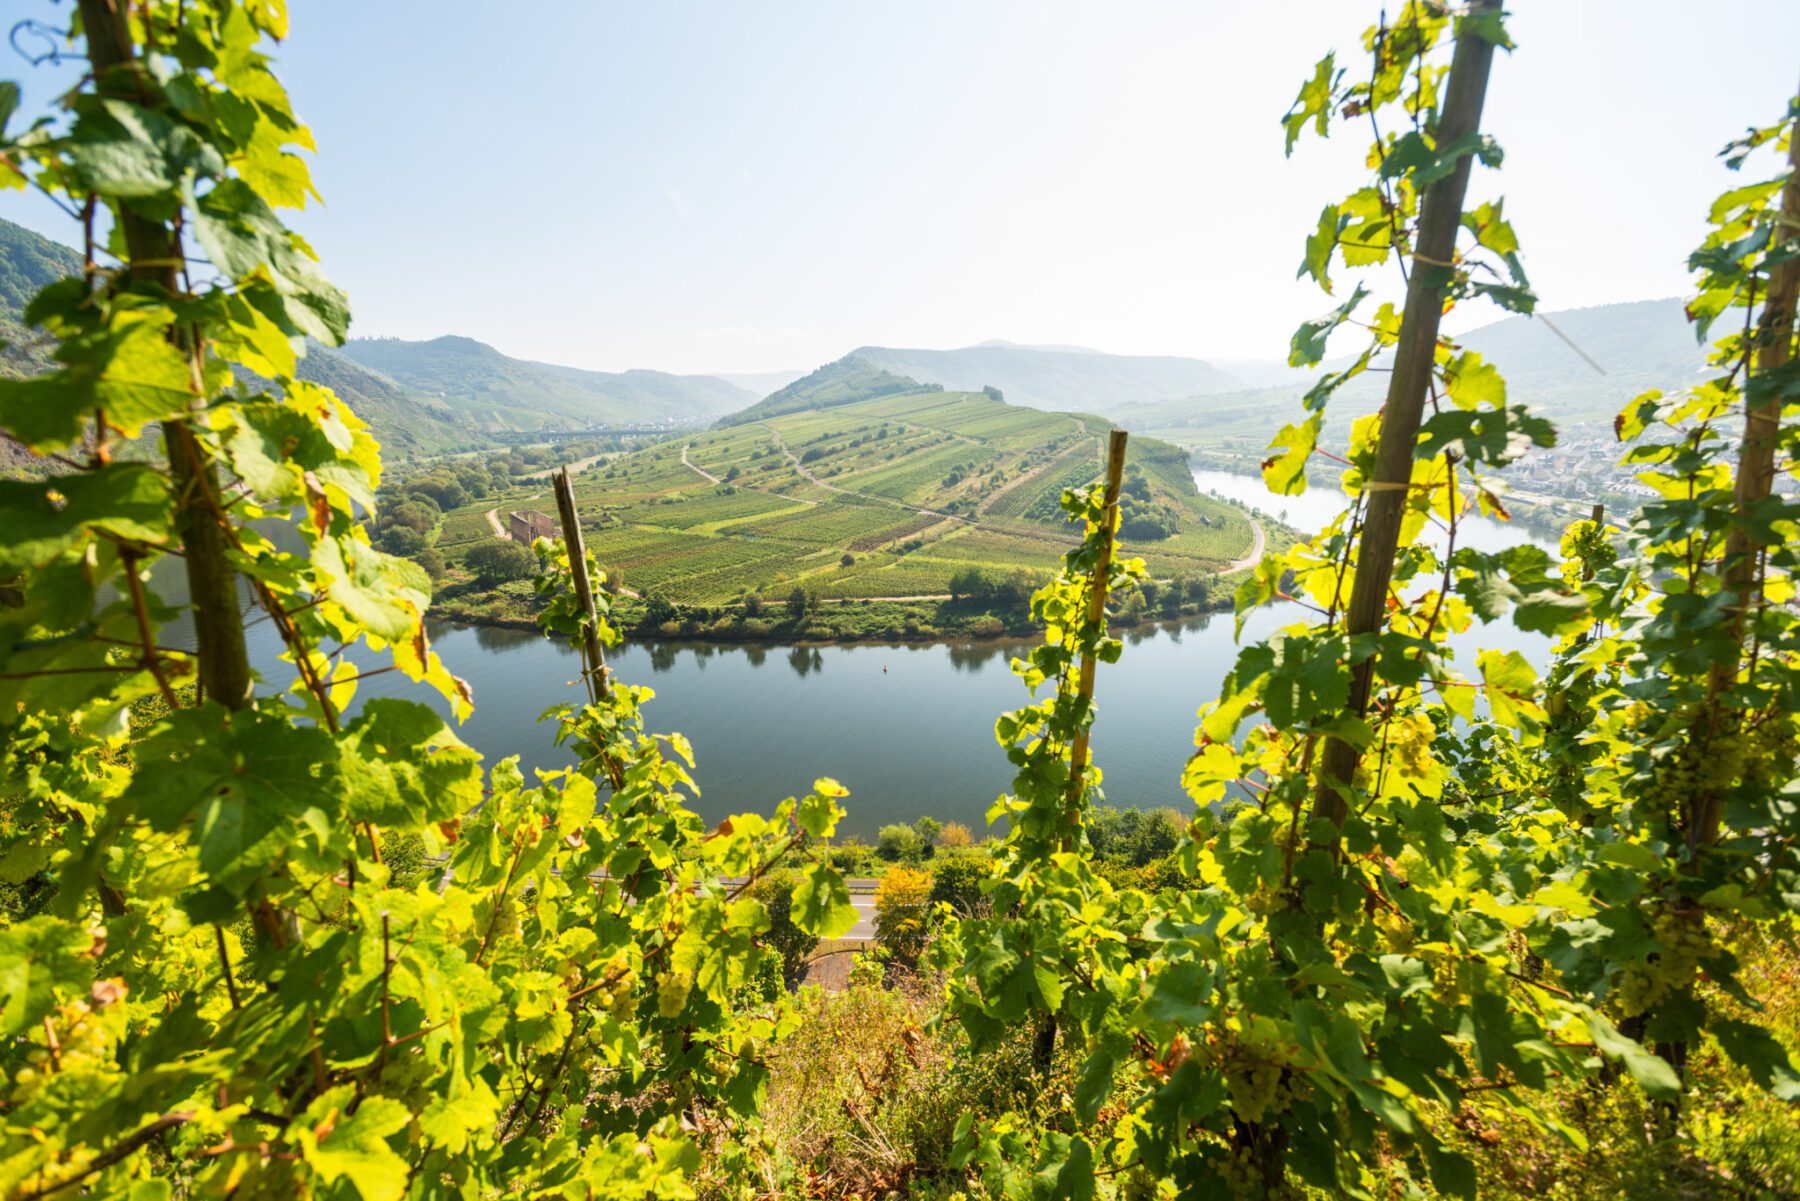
[{"x1": 4, "y1": 2, "x2": 1797, "y2": 374}]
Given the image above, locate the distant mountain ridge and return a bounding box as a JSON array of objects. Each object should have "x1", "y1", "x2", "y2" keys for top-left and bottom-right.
[
  {"x1": 337, "y1": 336, "x2": 757, "y2": 431},
  {"x1": 850, "y1": 342, "x2": 1244, "y2": 412},
  {"x1": 1116, "y1": 298, "x2": 1704, "y2": 448}
]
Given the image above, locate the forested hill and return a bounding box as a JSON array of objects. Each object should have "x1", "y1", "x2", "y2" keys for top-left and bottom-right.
[
  {"x1": 852, "y1": 341, "x2": 1245, "y2": 411},
  {"x1": 0, "y1": 217, "x2": 83, "y2": 379},
  {"x1": 338, "y1": 336, "x2": 758, "y2": 431}
]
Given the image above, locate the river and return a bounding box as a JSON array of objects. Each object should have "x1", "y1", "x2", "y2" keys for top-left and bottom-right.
[{"x1": 204, "y1": 467, "x2": 1557, "y2": 838}]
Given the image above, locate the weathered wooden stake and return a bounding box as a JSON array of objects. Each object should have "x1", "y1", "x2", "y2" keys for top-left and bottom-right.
[
  {"x1": 1694, "y1": 102, "x2": 1800, "y2": 850},
  {"x1": 1062, "y1": 428, "x2": 1130, "y2": 850},
  {"x1": 552, "y1": 466, "x2": 609, "y2": 707},
  {"x1": 1310, "y1": 0, "x2": 1502, "y2": 826}
]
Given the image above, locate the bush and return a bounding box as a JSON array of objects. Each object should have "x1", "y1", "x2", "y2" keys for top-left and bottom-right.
[
  {"x1": 912, "y1": 816, "x2": 942, "y2": 846},
  {"x1": 380, "y1": 525, "x2": 425, "y2": 556},
  {"x1": 465, "y1": 539, "x2": 537, "y2": 585},
  {"x1": 967, "y1": 615, "x2": 1005, "y2": 637},
  {"x1": 877, "y1": 823, "x2": 924, "y2": 863},
  {"x1": 413, "y1": 548, "x2": 446, "y2": 580},
  {"x1": 750, "y1": 868, "x2": 819, "y2": 987},
  {"x1": 938, "y1": 821, "x2": 973, "y2": 849},
  {"x1": 929, "y1": 852, "x2": 990, "y2": 919},
  {"x1": 874, "y1": 867, "x2": 933, "y2": 967}
]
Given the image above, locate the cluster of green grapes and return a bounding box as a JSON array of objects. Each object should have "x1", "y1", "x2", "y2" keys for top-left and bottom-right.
[
  {"x1": 589, "y1": 954, "x2": 640, "y2": 1022},
  {"x1": 1612, "y1": 904, "x2": 1713, "y2": 1018},
  {"x1": 1213, "y1": 1139, "x2": 1304, "y2": 1200},
  {"x1": 1224, "y1": 1062, "x2": 1288, "y2": 1124},
  {"x1": 1645, "y1": 723, "x2": 1745, "y2": 825},
  {"x1": 10, "y1": 989, "x2": 126, "y2": 1102},
  {"x1": 1742, "y1": 715, "x2": 1798, "y2": 794}
]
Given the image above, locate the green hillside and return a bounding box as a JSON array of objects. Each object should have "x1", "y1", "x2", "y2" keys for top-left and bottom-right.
[
  {"x1": 339, "y1": 335, "x2": 757, "y2": 430},
  {"x1": 715, "y1": 353, "x2": 932, "y2": 426},
  {"x1": 0, "y1": 217, "x2": 83, "y2": 380},
  {"x1": 433, "y1": 376, "x2": 1257, "y2": 610}
]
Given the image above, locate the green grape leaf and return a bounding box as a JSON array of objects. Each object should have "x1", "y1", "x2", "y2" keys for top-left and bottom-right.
[
  {"x1": 1142, "y1": 959, "x2": 1214, "y2": 1026},
  {"x1": 1073, "y1": 1042, "x2": 1122, "y2": 1125},
  {"x1": 1711, "y1": 1018, "x2": 1800, "y2": 1100},
  {"x1": 127, "y1": 705, "x2": 343, "y2": 897},
  {"x1": 1586, "y1": 1009, "x2": 1681, "y2": 1098},
  {"x1": 65, "y1": 98, "x2": 225, "y2": 198},
  {"x1": 1289, "y1": 284, "x2": 1367, "y2": 367},
  {"x1": 1263, "y1": 415, "x2": 1322, "y2": 497},
  {"x1": 0, "y1": 308, "x2": 197, "y2": 450},
  {"x1": 313, "y1": 535, "x2": 431, "y2": 643},
  {"x1": 294, "y1": 1087, "x2": 410, "y2": 1201},
  {"x1": 793, "y1": 865, "x2": 857, "y2": 938},
  {"x1": 1417, "y1": 404, "x2": 1554, "y2": 466},
  {"x1": 0, "y1": 917, "x2": 93, "y2": 1037},
  {"x1": 1379, "y1": 129, "x2": 1503, "y2": 186},
  {"x1": 190, "y1": 178, "x2": 350, "y2": 344},
  {"x1": 0, "y1": 465, "x2": 170, "y2": 574},
  {"x1": 340, "y1": 699, "x2": 482, "y2": 827}
]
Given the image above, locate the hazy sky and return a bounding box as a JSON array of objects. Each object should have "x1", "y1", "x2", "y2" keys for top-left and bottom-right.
[{"x1": 4, "y1": 1, "x2": 1797, "y2": 375}]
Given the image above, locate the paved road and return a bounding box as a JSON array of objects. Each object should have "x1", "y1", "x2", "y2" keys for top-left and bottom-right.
[{"x1": 1227, "y1": 517, "x2": 1266, "y2": 571}]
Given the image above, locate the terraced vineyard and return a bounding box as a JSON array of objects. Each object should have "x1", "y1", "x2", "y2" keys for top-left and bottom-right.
[{"x1": 432, "y1": 373, "x2": 1256, "y2": 606}]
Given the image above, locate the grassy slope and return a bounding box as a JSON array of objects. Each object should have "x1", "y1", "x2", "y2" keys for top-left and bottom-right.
[
  {"x1": 715, "y1": 354, "x2": 928, "y2": 427},
  {"x1": 339, "y1": 335, "x2": 756, "y2": 431},
  {"x1": 434, "y1": 371, "x2": 1256, "y2": 609}
]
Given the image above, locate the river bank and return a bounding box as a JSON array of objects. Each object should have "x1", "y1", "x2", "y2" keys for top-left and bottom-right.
[{"x1": 428, "y1": 583, "x2": 1239, "y2": 646}]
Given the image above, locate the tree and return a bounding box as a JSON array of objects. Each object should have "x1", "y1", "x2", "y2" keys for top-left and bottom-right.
[
  {"x1": 466, "y1": 539, "x2": 537, "y2": 585},
  {"x1": 786, "y1": 586, "x2": 811, "y2": 619},
  {"x1": 876, "y1": 823, "x2": 924, "y2": 863},
  {"x1": 873, "y1": 867, "x2": 933, "y2": 967}
]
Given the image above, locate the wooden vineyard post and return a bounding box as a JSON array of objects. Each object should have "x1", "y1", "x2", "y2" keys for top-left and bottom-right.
[
  {"x1": 552, "y1": 466, "x2": 610, "y2": 707},
  {"x1": 552, "y1": 466, "x2": 625, "y2": 790},
  {"x1": 1062, "y1": 428, "x2": 1130, "y2": 851},
  {"x1": 1694, "y1": 103, "x2": 1800, "y2": 849},
  {"x1": 1310, "y1": 0, "x2": 1503, "y2": 827}
]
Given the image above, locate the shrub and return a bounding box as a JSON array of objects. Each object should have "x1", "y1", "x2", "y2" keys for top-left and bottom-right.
[
  {"x1": 874, "y1": 867, "x2": 933, "y2": 967},
  {"x1": 938, "y1": 821, "x2": 973, "y2": 849},
  {"x1": 877, "y1": 823, "x2": 924, "y2": 863},
  {"x1": 929, "y1": 851, "x2": 991, "y2": 919},
  {"x1": 967, "y1": 615, "x2": 1005, "y2": 637},
  {"x1": 912, "y1": 816, "x2": 943, "y2": 846},
  {"x1": 466, "y1": 539, "x2": 537, "y2": 585},
  {"x1": 750, "y1": 868, "x2": 819, "y2": 987},
  {"x1": 381, "y1": 524, "x2": 426, "y2": 556},
  {"x1": 413, "y1": 548, "x2": 446, "y2": 580}
]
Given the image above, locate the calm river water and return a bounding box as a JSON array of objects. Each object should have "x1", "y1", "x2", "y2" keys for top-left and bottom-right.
[{"x1": 219, "y1": 468, "x2": 1557, "y2": 837}]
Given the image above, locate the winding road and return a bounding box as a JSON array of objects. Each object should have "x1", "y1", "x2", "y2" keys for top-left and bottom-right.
[{"x1": 1227, "y1": 517, "x2": 1266, "y2": 571}]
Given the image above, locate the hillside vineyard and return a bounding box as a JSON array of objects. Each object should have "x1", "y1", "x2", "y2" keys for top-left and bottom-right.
[{"x1": 1, "y1": 3, "x2": 1798, "y2": 1200}]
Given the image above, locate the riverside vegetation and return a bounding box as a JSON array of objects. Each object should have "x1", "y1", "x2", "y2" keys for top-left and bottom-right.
[{"x1": 1, "y1": 4, "x2": 1798, "y2": 1201}]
